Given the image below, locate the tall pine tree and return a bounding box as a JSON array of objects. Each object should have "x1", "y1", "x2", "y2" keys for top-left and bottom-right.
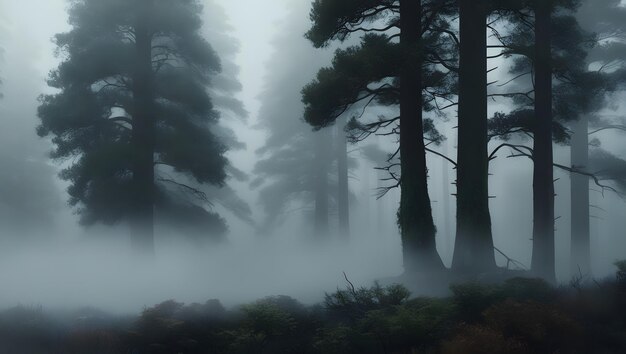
[
  {"x1": 487, "y1": 0, "x2": 590, "y2": 280},
  {"x1": 253, "y1": 1, "x2": 344, "y2": 235},
  {"x1": 38, "y1": 0, "x2": 230, "y2": 254},
  {"x1": 303, "y1": 0, "x2": 457, "y2": 273},
  {"x1": 452, "y1": 0, "x2": 496, "y2": 273}
]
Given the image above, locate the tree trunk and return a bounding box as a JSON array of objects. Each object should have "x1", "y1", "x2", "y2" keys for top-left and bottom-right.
[
  {"x1": 377, "y1": 168, "x2": 386, "y2": 235},
  {"x1": 442, "y1": 140, "x2": 452, "y2": 262},
  {"x1": 314, "y1": 129, "x2": 331, "y2": 236},
  {"x1": 452, "y1": 0, "x2": 496, "y2": 273},
  {"x1": 362, "y1": 160, "x2": 371, "y2": 230},
  {"x1": 570, "y1": 115, "x2": 590, "y2": 275},
  {"x1": 336, "y1": 117, "x2": 350, "y2": 237},
  {"x1": 531, "y1": 0, "x2": 556, "y2": 282},
  {"x1": 399, "y1": 0, "x2": 444, "y2": 273},
  {"x1": 377, "y1": 138, "x2": 387, "y2": 236},
  {"x1": 131, "y1": 2, "x2": 156, "y2": 256}
]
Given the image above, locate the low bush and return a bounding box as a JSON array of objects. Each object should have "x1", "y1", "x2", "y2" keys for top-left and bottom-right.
[{"x1": 3, "y1": 264, "x2": 626, "y2": 353}]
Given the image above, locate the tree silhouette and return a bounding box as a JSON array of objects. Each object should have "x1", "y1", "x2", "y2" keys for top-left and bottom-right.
[
  {"x1": 484, "y1": 0, "x2": 591, "y2": 280},
  {"x1": 452, "y1": 0, "x2": 495, "y2": 274},
  {"x1": 38, "y1": 0, "x2": 232, "y2": 254},
  {"x1": 568, "y1": 0, "x2": 626, "y2": 275},
  {"x1": 303, "y1": 0, "x2": 457, "y2": 273},
  {"x1": 253, "y1": 1, "x2": 348, "y2": 236}
]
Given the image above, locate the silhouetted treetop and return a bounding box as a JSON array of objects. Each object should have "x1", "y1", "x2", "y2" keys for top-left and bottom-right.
[{"x1": 306, "y1": 0, "x2": 399, "y2": 48}]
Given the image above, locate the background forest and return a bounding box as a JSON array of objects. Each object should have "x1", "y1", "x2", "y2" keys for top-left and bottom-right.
[{"x1": 1, "y1": 0, "x2": 626, "y2": 352}]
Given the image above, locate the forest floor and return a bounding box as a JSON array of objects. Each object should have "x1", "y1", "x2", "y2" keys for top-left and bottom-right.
[{"x1": 1, "y1": 263, "x2": 626, "y2": 353}]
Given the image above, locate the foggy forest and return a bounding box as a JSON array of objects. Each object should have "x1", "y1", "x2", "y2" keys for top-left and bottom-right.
[{"x1": 1, "y1": 0, "x2": 626, "y2": 353}]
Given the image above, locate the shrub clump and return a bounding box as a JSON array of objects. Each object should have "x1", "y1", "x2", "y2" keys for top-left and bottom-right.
[
  {"x1": 3, "y1": 268, "x2": 626, "y2": 353},
  {"x1": 316, "y1": 283, "x2": 455, "y2": 353}
]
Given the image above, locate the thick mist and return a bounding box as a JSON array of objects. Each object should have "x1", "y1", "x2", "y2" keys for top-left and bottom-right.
[
  {"x1": 0, "y1": 0, "x2": 625, "y2": 319},
  {"x1": 0, "y1": 0, "x2": 404, "y2": 314}
]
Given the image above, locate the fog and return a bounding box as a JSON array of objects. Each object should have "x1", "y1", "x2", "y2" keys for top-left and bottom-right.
[{"x1": 0, "y1": 0, "x2": 625, "y2": 317}]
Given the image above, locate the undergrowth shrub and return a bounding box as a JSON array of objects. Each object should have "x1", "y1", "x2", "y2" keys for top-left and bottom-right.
[
  {"x1": 451, "y1": 277, "x2": 555, "y2": 323},
  {"x1": 483, "y1": 299, "x2": 583, "y2": 353},
  {"x1": 65, "y1": 329, "x2": 123, "y2": 354},
  {"x1": 3, "y1": 272, "x2": 626, "y2": 353},
  {"x1": 324, "y1": 282, "x2": 410, "y2": 323},
  {"x1": 442, "y1": 324, "x2": 528, "y2": 354},
  {"x1": 224, "y1": 295, "x2": 317, "y2": 354},
  {"x1": 450, "y1": 282, "x2": 499, "y2": 322},
  {"x1": 0, "y1": 306, "x2": 63, "y2": 353},
  {"x1": 317, "y1": 283, "x2": 454, "y2": 353}
]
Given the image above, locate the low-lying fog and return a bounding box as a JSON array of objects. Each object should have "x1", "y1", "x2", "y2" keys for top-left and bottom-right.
[{"x1": 0, "y1": 226, "x2": 402, "y2": 313}]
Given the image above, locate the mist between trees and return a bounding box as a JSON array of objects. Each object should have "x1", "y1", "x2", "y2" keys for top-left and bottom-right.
[{"x1": 0, "y1": 0, "x2": 626, "y2": 316}]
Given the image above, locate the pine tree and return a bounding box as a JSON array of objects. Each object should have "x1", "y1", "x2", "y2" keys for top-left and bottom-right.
[
  {"x1": 253, "y1": 1, "x2": 342, "y2": 235},
  {"x1": 37, "y1": 0, "x2": 231, "y2": 254},
  {"x1": 452, "y1": 0, "x2": 496, "y2": 274},
  {"x1": 303, "y1": 0, "x2": 457, "y2": 273},
  {"x1": 569, "y1": 0, "x2": 626, "y2": 275},
  {"x1": 486, "y1": 0, "x2": 592, "y2": 280}
]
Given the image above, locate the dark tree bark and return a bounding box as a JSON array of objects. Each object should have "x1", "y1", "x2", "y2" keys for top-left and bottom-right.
[
  {"x1": 131, "y1": 2, "x2": 156, "y2": 255},
  {"x1": 336, "y1": 117, "x2": 350, "y2": 237},
  {"x1": 377, "y1": 138, "x2": 387, "y2": 236},
  {"x1": 314, "y1": 128, "x2": 331, "y2": 236},
  {"x1": 570, "y1": 115, "x2": 590, "y2": 275},
  {"x1": 531, "y1": 0, "x2": 556, "y2": 281},
  {"x1": 452, "y1": 0, "x2": 496, "y2": 273},
  {"x1": 442, "y1": 140, "x2": 452, "y2": 260},
  {"x1": 399, "y1": 0, "x2": 444, "y2": 273},
  {"x1": 362, "y1": 160, "x2": 371, "y2": 230},
  {"x1": 377, "y1": 167, "x2": 386, "y2": 235}
]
